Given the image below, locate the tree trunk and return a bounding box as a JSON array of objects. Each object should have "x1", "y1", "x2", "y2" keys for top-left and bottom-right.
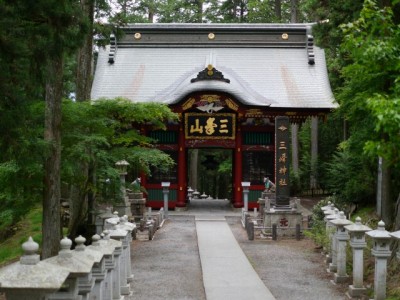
[
  {"x1": 394, "y1": 192, "x2": 400, "y2": 231},
  {"x1": 76, "y1": 0, "x2": 94, "y2": 102},
  {"x1": 69, "y1": 0, "x2": 95, "y2": 240},
  {"x1": 275, "y1": 0, "x2": 281, "y2": 21},
  {"x1": 377, "y1": 157, "x2": 392, "y2": 225},
  {"x1": 310, "y1": 117, "x2": 318, "y2": 190},
  {"x1": 343, "y1": 119, "x2": 348, "y2": 141},
  {"x1": 197, "y1": 0, "x2": 203, "y2": 22},
  {"x1": 42, "y1": 54, "x2": 64, "y2": 259},
  {"x1": 290, "y1": 0, "x2": 298, "y2": 23}
]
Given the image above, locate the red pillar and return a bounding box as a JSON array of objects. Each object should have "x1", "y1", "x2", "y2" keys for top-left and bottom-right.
[
  {"x1": 176, "y1": 125, "x2": 187, "y2": 208},
  {"x1": 233, "y1": 127, "x2": 243, "y2": 208}
]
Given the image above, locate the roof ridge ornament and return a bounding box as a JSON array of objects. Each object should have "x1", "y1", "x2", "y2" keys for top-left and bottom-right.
[
  {"x1": 191, "y1": 64, "x2": 230, "y2": 83},
  {"x1": 108, "y1": 33, "x2": 117, "y2": 64},
  {"x1": 307, "y1": 34, "x2": 315, "y2": 65}
]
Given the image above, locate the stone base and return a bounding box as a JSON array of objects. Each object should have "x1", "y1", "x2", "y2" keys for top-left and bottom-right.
[
  {"x1": 346, "y1": 285, "x2": 367, "y2": 299},
  {"x1": 263, "y1": 210, "x2": 302, "y2": 236},
  {"x1": 175, "y1": 206, "x2": 188, "y2": 212},
  {"x1": 333, "y1": 273, "x2": 349, "y2": 284},
  {"x1": 120, "y1": 284, "x2": 131, "y2": 295},
  {"x1": 328, "y1": 263, "x2": 337, "y2": 273},
  {"x1": 232, "y1": 206, "x2": 243, "y2": 212},
  {"x1": 325, "y1": 254, "x2": 332, "y2": 266},
  {"x1": 130, "y1": 198, "x2": 146, "y2": 218},
  {"x1": 136, "y1": 230, "x2": 151, "y2": 241}
]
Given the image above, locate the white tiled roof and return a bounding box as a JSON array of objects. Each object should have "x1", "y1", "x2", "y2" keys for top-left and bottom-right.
[{"x1": 91, "y1": 24, "x2": 336, "y2": 109}]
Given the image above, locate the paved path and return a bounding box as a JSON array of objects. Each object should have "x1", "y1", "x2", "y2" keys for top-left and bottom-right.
[{"x1": 196, "y1": 217, "x2": 276, "y2": 300}]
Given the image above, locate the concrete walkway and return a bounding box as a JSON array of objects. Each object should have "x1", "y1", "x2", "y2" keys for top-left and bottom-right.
[
  {"x1": 196, "y1": 217, "x2": 276, "y2": 300},
  {"x1": 170, "y1": 199, "x2": 275, "y2": 299}
]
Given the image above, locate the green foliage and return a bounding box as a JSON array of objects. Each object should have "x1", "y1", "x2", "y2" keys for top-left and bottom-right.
[
  {"x1": 0, "y1": 206, "x2": 42, "y2": 264},
  {"x1": 325, "y1": 144, "x2": 375, "y2": 205},
  {"x1": 61, "y1": 98, "x2": 178, "y2": 204},
  {"x1": 366, "y1": 96, "x2": 400, "y2": 168},
  {"x1": 196, "y1": 149, "x2": 232, "y2": 199},
  {"x1": 312, "y1": 0, "x2": 400, "y2": 208},
  {"x1": 304, "y1": 198, "x2": 331, "y2": 248},
  {"x1": 304, "y1": 0, "x2": 364, "y2": 89},
  {"x1": 295, "y1": 117, "x2": 342, "y2": 195}
]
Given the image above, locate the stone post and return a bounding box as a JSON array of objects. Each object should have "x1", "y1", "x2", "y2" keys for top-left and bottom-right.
[
  {"x1": 89, "y1": 231, "x2": 120, "y2": 300},
  {"x1": 45, "y1": 237, "x2": 95, "y2": 299},
  {"x1": 101, "y1": 230, "x2": 123, "y2": 300},
  {"x1": 162, "y1": 182, "x2": 170, "y2": 219},
  {"x1": 326, "y1": 208, "x2": 339, "y2": 269},
  {"x1": 344, "y1": 217, "x2": 371, "y2": 298},
  {"x1": 329, "y1": 211, "x2": 352, "y2": 283},
  {"x1": 147, "y1": 207, "x2": 152, "y2": 221},
  {"x1": 110, "y1": 227, "x2": 131, "y2": 296},
  {"x1": 87, "y1": 234, "x2": 108, "y2": 299},
  {"x1": 96, "y1": 207, "x2": 115, "y2": 234},
  {"x1": 118, "y1": 215, "x2": 136, "y2": 283},
  {"x1": 74, "y1": 235, "x2": 106, "y2": 300},
  {"x1": 105, "y1": 211, "x2": 120, "y2": 230},
  {"x1": 159, "y1": 207, "x2": 165, "y2": 227},
  {"x1": 0, "y1": 237, "x2": 69, "y2": 300},
  {"x1": 366, "y1": 220, "x2": 392, "y2": 300},
  {"x1": 265, "y1": 197, "x2": 271, "y2": 212},
  {"x1": 242, "y1": 181, "x2": 250, "y2": 211}
]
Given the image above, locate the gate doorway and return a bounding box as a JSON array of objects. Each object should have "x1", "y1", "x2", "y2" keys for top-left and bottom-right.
[{"x1": 187, "y1": 148, "x2": 233, "y2": 200}]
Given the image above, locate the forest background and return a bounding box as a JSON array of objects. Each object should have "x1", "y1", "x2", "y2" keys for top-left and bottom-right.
[{"x1": 0, "y1": 0, "x2": 400, "y2": 259}]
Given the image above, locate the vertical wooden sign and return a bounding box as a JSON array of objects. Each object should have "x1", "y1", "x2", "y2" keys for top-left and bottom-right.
[{"x1": 275, "y1": 116, "x2": 290, "y2": 207}]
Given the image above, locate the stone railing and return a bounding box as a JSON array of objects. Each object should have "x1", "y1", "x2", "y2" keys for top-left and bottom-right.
[
  {"x1": 0, "y1": 215, "x2": 136, "y2": 300},
  {"x1": 321, "y1": 203, "x2": 400, "y2": 300}
]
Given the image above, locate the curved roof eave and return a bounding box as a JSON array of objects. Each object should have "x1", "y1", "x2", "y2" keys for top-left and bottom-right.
[{"x1": 156, "y1": 70, "x2": 275, "y2": 107}]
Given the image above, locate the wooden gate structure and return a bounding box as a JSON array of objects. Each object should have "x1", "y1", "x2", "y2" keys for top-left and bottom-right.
[{"x1": 91, "y1": 23, "x2": 336, "y2": 210}]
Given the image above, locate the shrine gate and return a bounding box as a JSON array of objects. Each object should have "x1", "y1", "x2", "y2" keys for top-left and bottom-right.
[{"x1": 91, "y1": 23, "x2": 336, "y2": 210}]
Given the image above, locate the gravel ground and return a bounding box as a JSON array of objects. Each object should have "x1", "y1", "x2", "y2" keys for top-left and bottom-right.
[
  {"x1": 130, "y1": 211, "x2": 348, "y2": 300},
  {"x1": 226, "y1": 216, "x2": 348, "y2": 300},
  {"x1": 129, "y1": 215, "x2": 206, "y2": 300}
]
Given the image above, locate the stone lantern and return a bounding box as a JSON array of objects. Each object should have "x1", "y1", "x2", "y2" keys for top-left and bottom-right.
[
  {"x1": 366, "y1": 220, "x2": 392, "y2": 300},
  {"x1": 329, "y1": 211, "x2": 352, "y2": 283},
  {"x1": 0, "y1": 237, "x2": 69, "y2": 300},
  {"x1": 45, "y1": 237, "x2": 95, "y2": 299},
  {"x1": 344, "y1": 216, "x2": 371, "y2": 298},
  {"x1": 323, "y1": 204, "x2": 336, "y2": 222},
  {"x1": 73, "y1": 235, "x2": 106, "y2": 300},
  {"x1": 192, "y1": 189, "x2": 200, "y2": 199},
  {"x1": 320, "y1": 201, "x2": 332, "y2": 212},
  {"x1": 187, "y1": 186, "x2": 194, "y2": 202},
  {"x1": 115, "y1": 160, "x2": 131, "y2": 217},
  {"x1": 115, "y1": 159, "x2": 129, "y2": 175}
]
